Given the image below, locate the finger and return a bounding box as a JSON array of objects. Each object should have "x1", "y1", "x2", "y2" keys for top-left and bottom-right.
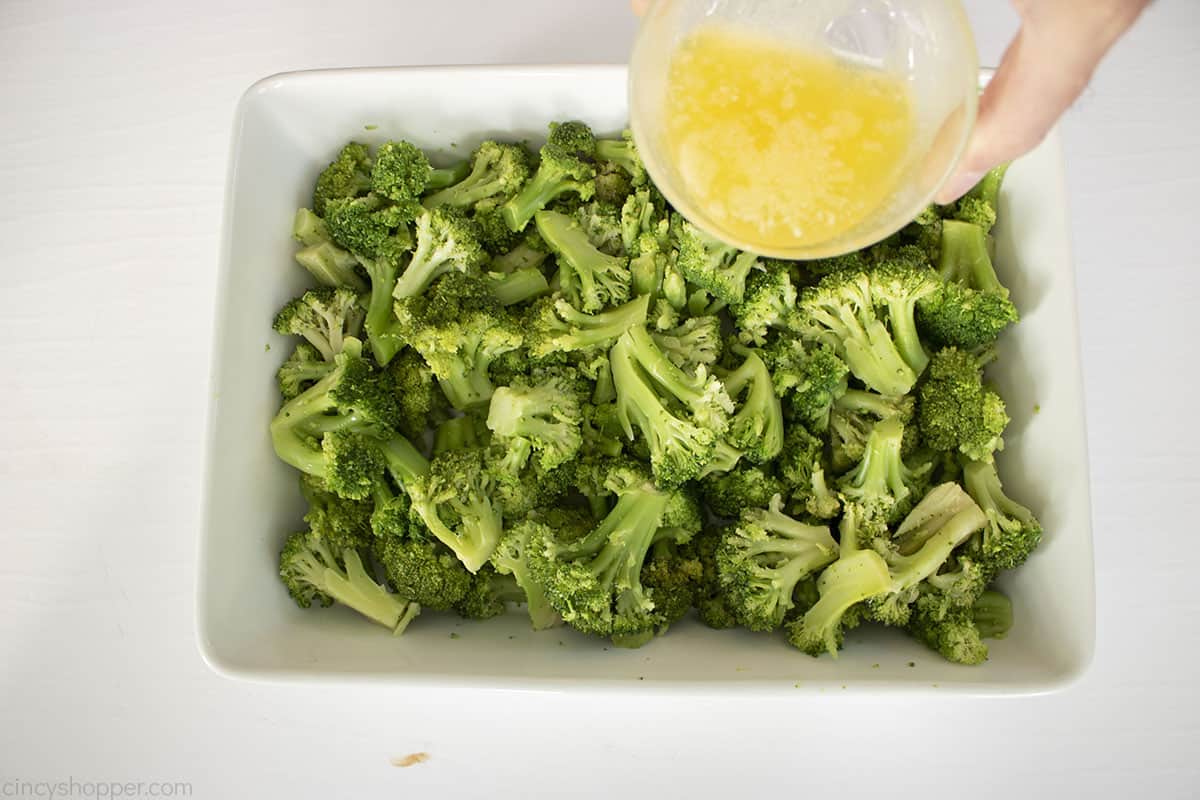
[
  {"x1": 631, "y1": 0, "x2": 652, "y2": 15},
  {"x1": 935, "y1": 0, "x2": 1150, "y2": 203}
]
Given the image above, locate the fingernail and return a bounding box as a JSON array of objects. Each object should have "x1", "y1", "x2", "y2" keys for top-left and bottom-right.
[{"x1": 935, "y1": 170, "x2": 981, "y2": 205}]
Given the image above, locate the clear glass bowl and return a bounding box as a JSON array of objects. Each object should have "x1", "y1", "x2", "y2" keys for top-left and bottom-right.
[{"x1": 629, "y1": 0, "x2": 979, "y2": 259}]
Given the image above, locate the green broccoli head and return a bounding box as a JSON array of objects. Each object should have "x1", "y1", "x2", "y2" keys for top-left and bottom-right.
[
  {"x1": 277, "y1": 342, "x2": 334, "y2": 400},
  {"x1": 917, "y1": 281, "x2": 1019, "y2": 350},
  {"x1": 691, "y1": 527, "x2": 739, "y2": 629},
  {"x1": 535, "y1": 209, "x2": 631, "y2": 312},
  {"x1": 486, "y1": 368, "x2": 586, "y2": 472},
  {"x1": 423, "y1": 140, "x2": 531, "y2": 210},
  {"x1": 370, "y1": 140, "x2": 432, "y2": 215},
  {"x1": 673, "y1": 215, "x2": 761, "y2": 305},
  {"x1": 392, "y1": 206, "x2": 488, "y2": 299},
  {"x1": 837, "y1": 416, "x2": 930, "y2": 528},
  {"x1": 918, "y1": 348, "x2": 1009, "y2": 462},
  {"x1": 323, "y1": 194, "x2": 414, "y2": 261},
  {"x1": 716, "y1": 496, "x2": 839, "y2": 632},
  {"x1": 312, "y1": 142, "x2": 373, "y2": 216},
  {"x1": 961, "y1": 457, "x2": 1042, "y2": 573},
  {"x1": 730, "y1": 260, "x2": 799, "y2": 345},
  {"x1": 406, "y1": 446, "x2": 504, "y2": 573},
  {"x1": 701, "y1": 463, "x2": 786, "y2": 520},
  {"x1": 394, "y1": 271, "x2": 524, "y2": 410},
  {"x1": 279, "y1": 530, "x2": 419, "y2": 634},
  {"x1": 272, "y1": 286, "x2": 364, "y2": 362},
  {"x1": 491, "y1": 519, "x2": 563, "y2": 630},
  {"x1": 501, "y1": 121, "x2": 598, "y2": 232},
  {"x1": 720, "y1": 350, "x2": 784, "y2": 464},
  {"x1": 525, "y1": 294, "x2": 650, "y2": 359},
  {"x1": 375, "y1": 535, "x2": 473, "y2": 612}
]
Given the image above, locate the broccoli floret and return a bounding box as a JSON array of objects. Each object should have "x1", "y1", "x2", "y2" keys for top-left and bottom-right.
[
  {"x1": 391, "y1": 206, "x2": 488, "y2": 299},
  {"x1": 394, "y1": 272, "x2": 523, "y2": 409},
  {"x1": 422, "y1": 140, "x2": 531, "y2": 210},
  {"x1": 786, "y1": 507, "x2": 892, "y2": 657},
  {"x1": 300, "y1": 475, "x2": 374, "y2": 553},
  {"x1": 596, "y1": 131, "x2": 647, "y2": 187},
  {"x1": 642, "y1": 539, "x2": 705, "y2": 628},
  {"x1": 719, "y1": 351, "x2": 784, "y2": 464},
  {"x1": 776, "y1": 424, "x2": 822, "y2": 498},
  {"x1": 716, "y1": 495, "x2": 838, "y2": 631},
  {"x1": 918, "y1": 348, "x2": 1009, "y2": 461},
  {"x1": 277, "y1": 342, "x2": 334, "y2": 400},
  {"x1": 486, "y1": 372, "x2": 585, "y2": 472},
  {"x1": 406, "y1": 447, "x2": 504, "y2": 572},
  {"x1": 291, "y1": 208, "x2": 367, "y2": 291},
  {"x1": 535, "y1": 209, "x2": 631, "y2": 312},
  {"x1": 279, "y1": 530, "x2": 419, "y2": 634},
  {"x1": 944, "y1": 165, "x2": 1008, "y2": 232},
  {"x1": 674, "y1": 216, "x2": 761, "y2": 305},
  {"x1": 502, "y1": 121, "x2": 598, "y2": 232},
  {"x1": 486, "y1": 267, "x2": 551, "y2": 306},
  {"x1": 865, "y1": 483, "x2": 989, "y2": 626},
  {"x1": 756, "y1": 338, "x2": 849, "y2": 433},
  {"x1": 651, "y1": 316, "x2": 722, "y2": 373},
  {"x1": 491, "y1": 241, "x2": 549, "y2": 274},
  {"x1": 492, "y1": 520, "x2": 563, "y2": 630},
  {"x1": 796, "y1": 271, "x2": 918, "y2": 396},
  {"x1": 526, "y1": 294, "x2": 650, "y2": 359},
  {"x1": 730, "y1": 261, "x2": 798, "y2": 345},
  {"x1": 528, "y1": 466, "x2": 689, "y2": 646},
  {"x1": 961, "y1": 457, "x2": 1043, "y2": 573},
  {"x1": 272, "y1": 287, "x2": 364, "y2": 362},
  {"x1": 829, "y1": 389, "x2": 916, "y2": 473},
  {"x1": 453, "y1": 567, "x2": 524, "y2": 620},
  {"x1": 917, "y1": 282, "x2": 1019, "y2": 352},
  {"x1": 574, "y1": 200, "x2": 625, "y2": 255},
  {"x1": 621, "y1": 187, "x2": 669, "y2": 255},
  {"x1": 312, "y1": 142, "x2": 372, "y2": 216},
  {"x1": 370, "y1": 140, "x2": 431, "y2": 216},
  {"x1": 323, "y1": 194, "x2": 414, "y2": 260},
  {"x1": 611, "y1": 327, "x2": 734, "y2": 486},
  {"x1": 701, "y1": 463, "x2": 785, "y2": 519},
  {"x1": 936, "y1": 219, "x2": 1008, "y2": 294},
  {"x1": 837, "y1": 416, "x2": 929, "y2": 529},
  {"x1": 868, "y1": 258, "x2": 941, "y2": 374},
  {"x1": 433, "y1": 412, "x2": 489, "y2": 455},
  {"x1": 375, "y1": 535, "x2": 473, "y2": 612},
  {"x1": 907, "y1": 598, "x2": 988, "y2": 665},
  {"x1": 269, "y1": 339, "x2": 428, "y2": 496}
]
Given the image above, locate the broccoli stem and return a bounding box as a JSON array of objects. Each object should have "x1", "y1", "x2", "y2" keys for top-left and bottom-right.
[
  {"x1": 270, "y1": 367, "x2": 343, "y2": 474},
  {"x1": 940, "y1": 220, "x2": 1005, "y2": 295},
  {"x1": 426, "y1": 159, "x2": 471, "y2": 190},
  {"x1": 797, "y1": 549, "x2": 892, "y2": 657},
  {"x1": 502, "y1": 171, "x2": 584, "y2": 232},
  {"x1": 362, "y1": 258, "x2": 403, "y2": 365},
  {"x1": 322, "y1": 549, "x2": 421, "y2": 633},
  {"x1": 488, "y1": 267, "x2": 550, "y2": 306},
  {"x1": 379, "y1": 435, "x2": 429, "y2": 486},
  {"x1": 886, "y1": 505, "x2": 987, "y2": 592}
]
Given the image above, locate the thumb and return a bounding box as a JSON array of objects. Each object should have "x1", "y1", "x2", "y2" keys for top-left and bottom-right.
[
  {"x1": 936, "y1": 0, "x2": 1149, "y2": 203},
  {"x1": 631, "y1": 0, "x2": 652, "y2": 15}
]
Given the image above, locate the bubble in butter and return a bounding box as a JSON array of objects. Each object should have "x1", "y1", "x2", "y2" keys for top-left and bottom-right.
[{"x1": 663, "y1": 25, "x2": 915, "y2": 250}]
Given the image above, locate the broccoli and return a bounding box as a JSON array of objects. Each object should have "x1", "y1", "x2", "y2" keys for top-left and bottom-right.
[
  {"x1": 370, "y1": 140, "x2": 432, "y2": 216},
  {"x1": 829, "y1": 389, "x2": 915, "y2": 473},
  {"x1": 422, "y1": 141, "x2": 530, "y2": 210},
  {"x1": 907, "y1": 596, "x2": 989, "y2": 665},
  {"x1": 786, "y1": 506, "x2": 893, "y2": 657},
  {"x1": 868, "y1": 257, "x2": 941, "y2": 374},
  {"x1": 312, "y1": 141, "x2": 372, "y2": 216},
  {"x1": 376, "y1": 535, "x2": 473, "y2": 612},
  {"x1": 730, "y1": 260, "x2": 798, "y2": 345},
  {"x1": 611, "y1": 327, "x2": 734, "y2": 485},
  {"x1": 796, "y1": 272, "x2": 912, "y2": 396},
  {"x1": 535, "y1": 209, "x2": 631, "y2": 312},
  {"x1": 756, "y1": 338, "x2": 849, "y2": 433},
  {"x1": 384, "y1": 348, "x2": 445, "y2": 443},
  {"x1": 492, "y1": 520, "x2": 562, "y2": 630},
  {"x1": 641, "y1": 539, "x2": 705, "y2": 627},
  {"x1": 719, "y1": 351, "x2": 784, "y2": 464},
  {"x1": 391, "y1": 206, "x2": 488, "y2": 299},
  {"x1": 453, "y1": 567, "x2": 525, "y2": 620},
  {"x1": 486, "y1": 371, "x2": 585, "y2": 472},
  {"x1": 944, "y1": 165, "x2": 1008, "y2": 232},
  {"x1": 596, "y1": 131, "x2": 647, "y2": 187},
  {"x1": 433, "y1": 413, "x2": 489, "y2": 455},
  {"x1": 574, "y1": 200, "x2": 625, "y2": 255},
  {"x1": 407, "y1": 447, "x2": 504, "y2": 572},
  {"x1": 525, "y1": 293, "x2": 650, "y2": 358},
  {"x1": 961, "y1": 457, "x2": 1042, "y2": 573},
  {"x1": 269, "y1": 338, "x2": 428, "y2": 497},
  {"x1": 918, "y1": 348, "x2": 1009, "y2": 462},
  {"x1": 528, "y1": 466, "x2": 697, "y2": 646},
  {"x1": 716, "y1": 495, "x2": 838, "y2": 631},
  {"x1": 279, "y1": 530, "x2": 420, "y2": 634},
  {"x1": 291, "y1": 208, "x2": 367, "y2": 291},
  {"x1": 277, "y1": 342, "x2": 334, "y2": 400},
  {"x1": 701, "y1": 463, "x2": 786, "y2": 519},
  {"x1": 916, "y1": 216, "x2": 1018, "y2": 350},
  {"x1": 971, "y1": 588, "x2": 1013, "y2": 638},
  {"x1": 651, "y1": 315, "x2": 722, "y2": 373},
  {"x1": 502, "y1": 121, "x2": 598, "y2": 232},
  {"x1": 865, "y1": 482, "x2": 989, "y2": 626},
  {"x1": 674, "y1": 216, "x2": 761, "y2": 305},
  {"x1": 272, "y1": 287, "x2": 364, "y2": 362},
  {"x1": 394, "y1": 271, "x2": 523, "y2": 409},
  {"x1": 323, "y1": 194, "x2": 413, "y2": 260},
  {"x1": 300, "y1": 475, "x2": 374, "y2": 553},
  {"x1": 486, "y1": 267, "x2": 551, "y2": 306},
  {"x1": 836, "y1": 416, "x2": 929, "y2": 530}
]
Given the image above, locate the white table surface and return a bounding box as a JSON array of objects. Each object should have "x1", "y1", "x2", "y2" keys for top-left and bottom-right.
[{"x1": 2, "y1": 1, "x2": 1198, "y2": 797}]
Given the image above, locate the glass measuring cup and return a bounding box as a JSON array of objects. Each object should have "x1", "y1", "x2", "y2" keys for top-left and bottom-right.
[{"x1": 629, "y1": 0, "x2": 979, "y2": 259}]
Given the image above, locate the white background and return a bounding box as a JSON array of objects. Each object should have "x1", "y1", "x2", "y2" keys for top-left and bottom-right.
[{"x1": 1, "y1": 1, "x2": 1197, "y2": 797}]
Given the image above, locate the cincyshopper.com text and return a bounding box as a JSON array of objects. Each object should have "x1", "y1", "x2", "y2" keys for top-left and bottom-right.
[{"x1": 2, "y1": 778, "x2": 192, "y2": 799}]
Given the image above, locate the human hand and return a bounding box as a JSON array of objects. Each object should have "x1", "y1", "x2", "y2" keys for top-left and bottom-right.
[
  {"x1": 936, "y1": 0, "x2": 1150, "y2": 202},
  {"x1": 629, "y1": 0, "x2": 1150, "y2": 203}
]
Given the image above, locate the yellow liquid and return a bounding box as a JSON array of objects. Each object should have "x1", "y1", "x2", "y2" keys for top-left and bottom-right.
[{"x1": 663, "y1": 26, "x2": 915, "y2": 250}]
